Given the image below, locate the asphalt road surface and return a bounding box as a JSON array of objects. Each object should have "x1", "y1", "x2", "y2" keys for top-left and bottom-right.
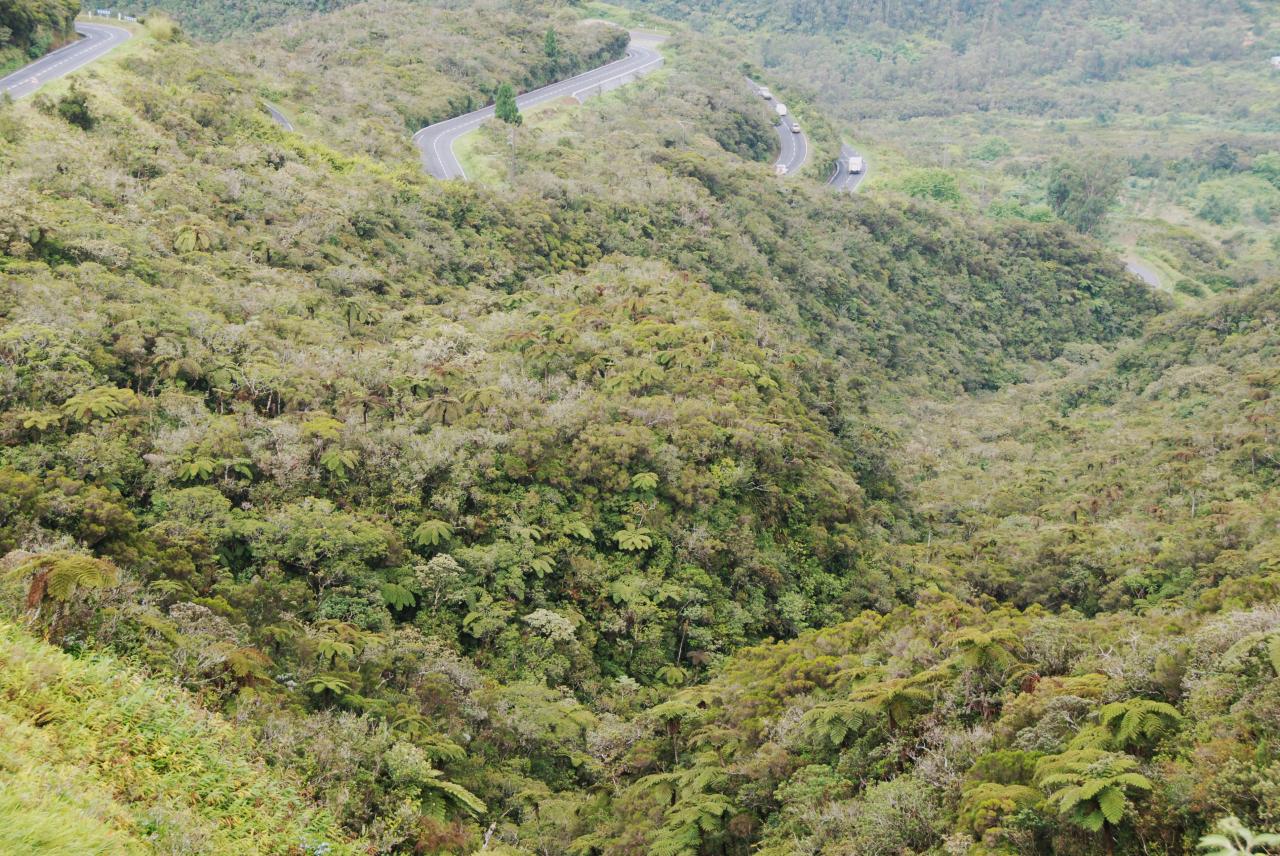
[
  {"x1": 1125, "y1": 259, "x2": 1161, "y2": 289},
  {"x1": 827, "y1": 142, "x2": 868, "y2": 192},
  {"x1": 772, "y1": 112, "x2": 807, "y2": 176},
  {"x1": 745, "y1": 77, "x2": 808, "y2": 178},
  {"x1": 264, "y1": 102, "x2": 294, "y2": 131},
  {"x1": 0, "y1": 22, "x2": 131, "y2": 100},
  {"x1": 414, "y1": 31, "x2": 665, "y2": 180}
]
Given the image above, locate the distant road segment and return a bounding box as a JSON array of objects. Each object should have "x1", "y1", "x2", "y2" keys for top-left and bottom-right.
[
  {"x1": 0, "y1": 22, "x2": 131, "y2": 100},
  {"x1": 772, "y1": 111, "x2": 807, "y2": 175},
  {"x1": 827, "y1": 142, "x2": 868, "y2": 192},
  {"x1": 745, "y1": 76, "x2": 808, "y2": 178},
  {"x1": 264, "y1": 102, "x2": 293, "y2": 131},
  {"x1": 414, "y1": 31, "x2": 665, "y2": 180}
]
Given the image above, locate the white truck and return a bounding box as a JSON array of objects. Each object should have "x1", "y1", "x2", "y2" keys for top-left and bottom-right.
[
  {"x1": 775, "y1": 103, "x2": 788, "y2": 117},
  {"x1": 847, "y1": 156, "x2": 865, "y2": 174},
  {"x1": 759, "y1": 87, "x2": 773, "y2": 100}
]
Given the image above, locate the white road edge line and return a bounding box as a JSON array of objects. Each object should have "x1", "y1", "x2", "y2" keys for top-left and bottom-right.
[{"x1": 413, "y1": 35, "x2": 665, "y2": 181}]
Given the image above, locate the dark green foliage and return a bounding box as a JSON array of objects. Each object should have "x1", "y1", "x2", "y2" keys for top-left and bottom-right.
[
  {"x1": 897, "y1": 167, "x2": 962, "y2": 203},
  {"x1": 494, "y1": 81, "x2": 521, "y2": 126},
  {"x1": 53, "y1": 83, "x2": 94, "y2": 130},
  {"x1": 0, "y1": 0, "x2": 77, "y2": 73},
  {"x1": 0, "y1": 1, "x2": 1276, "y2": 854},
  {"x1": 1046, "y1": 156, "x2": 1125, "y2": 233}
]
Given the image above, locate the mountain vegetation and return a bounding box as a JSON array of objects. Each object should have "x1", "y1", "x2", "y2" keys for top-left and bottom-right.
[
  {"x1": 239, "y1": 0, "x2": 630, "y2": 159},
  {"x1": 633, "y1": 0, "x2": 1280, "y2": 293},
  {"x1": 0, "y1": 0, "x2": 77, "y2": 74},
  {"x1": 0, "y1": 619, "x2": 364, "y2": 854},
  {"x1": 0, "y1": 0, "x2": 1277, "y2": 853},
  {"x1": 557, "y1": 279, "x2": 1280, "y2": 855},
  {"x1": 108, "y1": 0, "x2": 357, "y2": 39}
]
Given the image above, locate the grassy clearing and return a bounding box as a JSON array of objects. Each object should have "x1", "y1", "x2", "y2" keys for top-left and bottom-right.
[
  {"x1": 454, "y1": 124, "x2": 509, "y2": 183},
  {"x1": 457, "y1": 98, "x2": 591, "y2": 182}
]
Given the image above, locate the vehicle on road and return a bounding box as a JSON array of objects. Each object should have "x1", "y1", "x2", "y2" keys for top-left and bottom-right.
[
  {"x1": 775, "y1": 164, "x2": 788, "y2": 176},
  {"x1": 791, "y1": 123, "x2": 801, "y2": 133},
  {"x1": 847, "y1": 156, "x2": 865, "y2": 174},
  {"x1": 759, "y1": 87, "x2": 772, "y2": 100},
  {"x1": 775, "y1": 103, "x2": 788, "y2": 117}
]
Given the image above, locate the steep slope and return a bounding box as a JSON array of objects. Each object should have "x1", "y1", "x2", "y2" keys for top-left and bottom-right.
[
  {"x1": 566, "y1": 594, "x2": 1280, "y2": 855},
  {"x1": 629, "y1": 0, "x2": 1280, "y2": 290},
  {"x1": 541, "y1": 282, "x2": 1280, "y2": 855},
  {"x1": 896, "y1": 280, "x2": 1280, "y2": 614},
  {"x1": 241, "y1": 0, "x2": 630, "y2": 159},
  {"x1": 0, "y1": 2, "x2": 1196, "y2": 852},
  {"x1": 0, "y1": 620, "x2": 363, "y2": 854}
]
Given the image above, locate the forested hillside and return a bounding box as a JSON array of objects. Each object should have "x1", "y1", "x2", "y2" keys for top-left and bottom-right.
[
  {"x1": 241, "y1": 0, "x2": 630, "y2": 157},
  {"x1": 565, "y1": 282, "x2": 1280, "y2": 856},
  {"x1": 0, "y1": 0, "x2": 78, "y2": 74},
  {"x1": 897, "y1": 280, "x2": 1280, "y2": 615},
  {"x1": 1, "y1": 0, "x2": 1277, "y2": 854},
  {"x1": 0, "y1": 621, "x2": 364, "y2": 854},
  {"x1": 633, "y1": 0, "x2": 1280, "y2": 294},
  {"x1": 110, "y1": 0, "x2": 357, "y2": 39}
]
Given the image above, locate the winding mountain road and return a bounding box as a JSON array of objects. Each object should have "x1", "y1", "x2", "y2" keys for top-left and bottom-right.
[
  {"x1": 414, "y1": 31, "x2": 665, "y2": 180},
  {"x1": 743, "y1": 78, "x2": 870, "y2": 191},
  {"x1": 6, "y1": 20, "x2": 865, "y2": 198},
  {"x1": 827, "y1": 142, "x2": 868, "y2": 192},
  {"x1": 0, "y1": 22, "x2": 130, "y2": 100},
  {"x1": 770, "y1": 110, "x2": 807, "y2": 176},
  {"x1": 1124, "y1": 259, "x2": 1161, "y2": 289},
  {"x1": 745, "y1": 77, "x2": 808, "y2": 178}
]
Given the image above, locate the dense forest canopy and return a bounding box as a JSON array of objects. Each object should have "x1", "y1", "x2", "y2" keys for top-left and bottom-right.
[{"x1": 1, "y1": 0, "x2": 1278, "y2": 854}]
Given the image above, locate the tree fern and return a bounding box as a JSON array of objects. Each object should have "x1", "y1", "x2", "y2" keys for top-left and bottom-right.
[
  {"x1": 380, "y1": 582, "x2": 416, "y2": 611},
  {"x1": 631, "y1": 471, "x2": 659, "y2": 491},
  {"x1": 801, "y1": 699, "x2": 876, "y2": 749},
  {"x1": 418, "y1": 768, "x2": 486, "y2": 819},
  {"x1": 614, "y1": 525, "x2": 654, "y2": 551},
  {"x1": 561, "y1": 518, "x2": 594, "y2": 540},
  {"x1": 176, "y1": 456, "x2": 217, "y2": 482},
  {"x1": 60, "y1": 386, "x2": 138, "y2": 422},
  {"x1": 648, "y1": 793, "x2": 735, "y2": 856},
  {"x1": 319, "y1": 447, "x2": 359, "y2": 479},
  {"x1": 9, "y1": 552, "x2": 119, "y2": 616},
  {"x1": 1092, "y1": 698, "x2": 1182, "y2": 753},
  {"x1": 1036, "y1": 749, "x2": 1152, "y2": 855},
  {"x1": 305, "y1": 675, "x2": 350, "y2": 696},
  {"x1": 173, "y1": 222, "x2": 213, "y2": 253},
  {"x1": 413, "y1": 519, "x2": 453, "y2": 547}
]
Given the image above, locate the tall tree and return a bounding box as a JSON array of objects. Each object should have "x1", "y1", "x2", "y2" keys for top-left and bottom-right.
[
  {"x1": 543, "y1": 27, "x2": 560, "y2": 62},
  {"x1": 1046, "y1": 157, "x2": 1125, "y2": 234},
  {"x1": 494, "y1": 81, "x2": 522, "y2": 178}
]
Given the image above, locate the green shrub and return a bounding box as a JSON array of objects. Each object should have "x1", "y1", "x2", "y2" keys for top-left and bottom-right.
[
  {"x1": 54, "y1": 84, "x2": 94, "y2": 131},
  {"x1": 898, "y1": 167, "x2": 963, "y2": 202}
]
